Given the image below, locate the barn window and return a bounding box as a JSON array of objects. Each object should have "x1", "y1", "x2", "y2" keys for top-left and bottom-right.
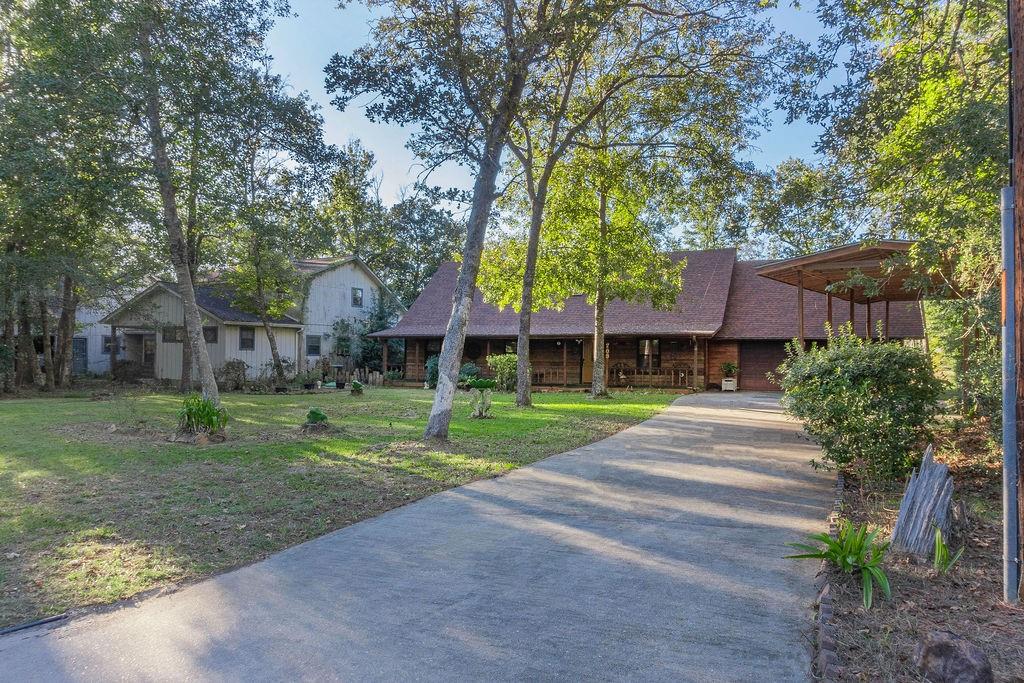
[
  {"x1": 306, "y1": 335, "x2": 322, "y2": 356},
  {"x1": 203, "y1": 326, "x2": 218, "y2": 343},
  {"x1": 351, "y1": 287, "x2": 364, "y2": 308},
  {"x1": 636, "y1": 338, "x2": 661, "y2": 369},
  {"x1": 162, "y1": 326, "x2": 184, "y2": 343},
  {"x1": 239, "y1": 326, "x2": 255, "y2": 351}
]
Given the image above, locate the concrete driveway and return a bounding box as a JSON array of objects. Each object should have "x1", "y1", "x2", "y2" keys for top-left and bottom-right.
[{"x1": 1, "y1": 391, "x2": 832, "y2": 682}]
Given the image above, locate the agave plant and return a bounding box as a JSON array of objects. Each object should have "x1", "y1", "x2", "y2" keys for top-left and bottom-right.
[{"x1": 787, "y1": 520, "x2": 891, "y2": 609}]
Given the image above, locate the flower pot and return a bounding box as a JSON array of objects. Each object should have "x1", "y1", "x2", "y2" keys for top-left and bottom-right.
[{"x1": 721, "y1": 377, "x2": 737, "y2": 392}]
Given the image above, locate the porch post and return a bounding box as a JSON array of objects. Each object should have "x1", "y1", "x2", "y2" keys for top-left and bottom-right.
[
  {"x1": 692, "y1": 335, "x2": 698, "y2": 389},
  {"x1": 826, "y1": 292, "x2": 833, "y2": 332},
  {"x1": 866, "y1": 299, "x2": 872, "y2": 339},
  {"x1": 885, "y1": 300, "x2": 891, "y2": 340},
  {"x1": 849, "y1": 296, "x2": 855, "y2": 333},
  {"x1": 109, "y1": 325, "x2": 117, "y2": 377},
  {"x1": 797, "y1": 270, "x2": 805, "y2": 346},
  {"x1": 562, "y1": 340, "x2": 567, "y2": 386},
  {"x1": 382, "y1": 339, "x2": 389, "y2": 385}
]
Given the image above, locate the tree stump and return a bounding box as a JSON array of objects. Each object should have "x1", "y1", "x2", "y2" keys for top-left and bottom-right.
[{"x1": 890, "y1": 444, "x2": 954, "y2": 557}]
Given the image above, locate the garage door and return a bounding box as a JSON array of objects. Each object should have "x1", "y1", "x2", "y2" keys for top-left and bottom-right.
[{"x1": 739, "y1": 341, "x2": 787, "y2": 391}]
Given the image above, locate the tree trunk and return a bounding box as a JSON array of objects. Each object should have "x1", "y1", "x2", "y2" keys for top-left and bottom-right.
[
  {"x1": 18, "y1": 295, "x2": 40, "y2": 387},
  {"x1": 515, "y1": 180, "x2": 551, "y2": 407},
  {"x1": 39, "y1": 298, "x2": 55, "y2": 390},
  {"x1": 424, "y1": 72, "x2": 527, "y2": 440},
  {"x1": 591, "y1": 189, "x2": 610, "y2": 398},
  {"x1": 139, "y1": 22, "x2": 219, "y2": 404},
  {"x1": 2, "y1": 282, "x2": 15, "y2": 393},
  {"x1": 54, "y1": 274, "x2": 77, "y2": 386},
  {"x1": 180, "y1": 102, "x2": 202, "y2": 393},
  {"x1": 261, "y1": 317, "x2": 286, "y2": 385}
]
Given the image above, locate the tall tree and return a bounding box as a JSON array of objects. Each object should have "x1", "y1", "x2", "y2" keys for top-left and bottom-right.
[{"x1": 327, "y1": 0, "x2": 634, "y2": 439}]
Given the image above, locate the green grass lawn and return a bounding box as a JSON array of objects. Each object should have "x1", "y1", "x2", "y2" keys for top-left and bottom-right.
[{"x1": 0, "y1": 387, "x2": 675, "y2": 628}]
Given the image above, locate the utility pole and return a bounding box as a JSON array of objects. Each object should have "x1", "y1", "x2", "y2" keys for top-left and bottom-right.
[{"x1": 1007, "y1": 0, "x2": 1023, "y2": 603}]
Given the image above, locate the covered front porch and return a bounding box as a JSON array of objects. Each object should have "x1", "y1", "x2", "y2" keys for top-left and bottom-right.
[{"x1": 390, "y1": 335, "x2": 709, "y2": 389}]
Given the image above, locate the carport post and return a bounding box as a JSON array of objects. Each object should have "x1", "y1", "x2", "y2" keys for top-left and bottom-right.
[
  {"x1": 796, "y1": 270, "x2": 805, "y2": 346},
  {"x1": 1001, "y1": 185, "x2": 1021, "y2": 603},
  {"x1": 826, "y1": 292, "x2": 833, "y2": 332}
]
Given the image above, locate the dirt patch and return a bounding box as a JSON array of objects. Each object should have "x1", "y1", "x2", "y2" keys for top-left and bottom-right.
[
  {"x1": 298, "y1": 422, "x2": 342, "y2": 436},
  {"x1": 828, "y1": 419, "x2": 1024, "y2": 681},
  {"x1": 53, "y1": 422, "x2": 171, "y2": 445}
]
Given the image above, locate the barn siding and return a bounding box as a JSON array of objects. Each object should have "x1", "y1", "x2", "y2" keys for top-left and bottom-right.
[{"x1": 301, "y1": 262, "x2": 380, "y2": 365}]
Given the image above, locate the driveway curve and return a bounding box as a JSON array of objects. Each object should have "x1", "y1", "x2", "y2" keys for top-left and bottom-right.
[{"x1": 1, "y1": 391, "x2": 832, "y2": 682}]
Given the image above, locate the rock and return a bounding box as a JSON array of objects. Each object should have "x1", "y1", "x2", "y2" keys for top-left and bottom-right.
[{"x1": 914, "y1": 630, "x2": 993, "y2": 683}]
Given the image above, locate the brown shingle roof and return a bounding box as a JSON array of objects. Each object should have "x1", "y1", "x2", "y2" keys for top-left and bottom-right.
[
  {"x1": 716, "y1": 260, "x2": 924, "y2": 340},
  {"x1": 373, "y1": 249, "x2": 737, "y2": 338}
]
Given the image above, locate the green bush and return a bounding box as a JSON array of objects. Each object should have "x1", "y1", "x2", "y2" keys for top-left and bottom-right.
[
  {"x1": 306, "y1": 407, "x2": 329, "y2": 424},
  {"x1": 425, "y1": 355, "x2": 439, "y2": 389},
  {"x1": 775, "y1": 327, "x2": 942, "y2": 480},
  {"x1": 178, "y1": 393, "x2": 228, "y2": 434},
  {"x1": 217, "y1": 359, "x2": 249, "y2": 391},
  {"x1": 351, "y1": 379, "x2": 364, "y2": 395},
  {"x1": 486, "y1": 353, "x2": 521, "y2": 391},
  {"x1": 458, "y1": 361, "x2": 480, "y2": 388},
  {"x1": 787, "y1": 520, "x2": 891, "y2": 609}
]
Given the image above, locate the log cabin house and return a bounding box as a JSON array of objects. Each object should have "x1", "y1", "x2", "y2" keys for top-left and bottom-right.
[{"x1": 372, "y1": 246, "x2": 925, "y2": 391}]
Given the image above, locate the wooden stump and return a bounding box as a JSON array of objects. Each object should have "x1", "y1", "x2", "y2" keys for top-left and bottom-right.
[{"x1": 890, "y1": 444, "x2": 954, "y2": 557}]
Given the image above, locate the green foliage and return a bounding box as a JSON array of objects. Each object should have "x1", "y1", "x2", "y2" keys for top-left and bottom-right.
[
  {"x1": 332, "y1": 294, "x2": 402, "y2": 371},
  {"x1": 0, "y1": 345, "x2": 13, "y2": 381},
  {"x1": 467, "y1": 378, "x2": 497, "y2": 418},
  {"x1": 933, "y1": 526, "x2": 964, "y2": 575},
  {"x1": 178, "y1": 394, "x2": 228, "y2": 434},
  {"x1": 294, "y1": 369, "x2": 321, "y2": 387},
  {"x1": 305, "y1": 407, "x2": 329, "y2": 425},
  {"x1": 457, "y1": 361, "x2": 480, "y2": 388},
  {"x1": 350, "y1": 379, "x2": 364, "y2": 396},
  {"x1": 217, "y1": 359, "x2": 250, "y2": 391},
  {"x1": 385, "y1": 369, "x2": 403, "y2": 381},
  {"x1": 424, "y1": 355, "x2": 440, "y2": 389},
  {"x1": 776, "y1": 327, "x2": 943, "y2": 480},
  {"x1": 788, "y1": 521, "x2": 891, "y2": 609},
  {"x1": 720, "y1": 361, "x2": 738, "y2": 378},
  {"x1": 486, "y1": 354, "x2": 519, "y2": 391}
]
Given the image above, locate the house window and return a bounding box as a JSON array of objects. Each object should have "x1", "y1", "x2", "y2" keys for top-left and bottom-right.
[
  {"x1": 637, "y1": 338, "x2": 661, "y2": 369},
  {"x1": 102, "y1": 335, "x2": 122, "y2": 354},
  {"x1": 306, "y1": 334, "x2": 322, "y2": 356},
  {"x1": 351, "y1": 287, "x2": 363, "y2": 308},
  {"x1": 162, "y1": 326, "x2": 184, "y2": 343},
  {"x1": 203, "y1": 326, "x2": 218, "y2": 343},
  {"x1": 239, "y1": 326, "x2": 255, "y2": 351}
]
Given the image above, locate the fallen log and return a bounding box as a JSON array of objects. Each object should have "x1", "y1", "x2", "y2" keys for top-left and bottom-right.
[{"x1": 890, "y1": 444, "x2": 954, "y2": 557}]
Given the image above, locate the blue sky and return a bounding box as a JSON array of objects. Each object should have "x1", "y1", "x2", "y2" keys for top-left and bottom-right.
[{"x1": 266, "y1": 0, "x2": 828, "y2": 203}]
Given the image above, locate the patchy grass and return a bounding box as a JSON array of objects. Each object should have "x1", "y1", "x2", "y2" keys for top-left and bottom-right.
[
  {"x1": 827, "y1": 417, "x2": 1024, "y2": 682},
  {"x1": 0, "y1": 387, "x2": 675, "y2": 627}
]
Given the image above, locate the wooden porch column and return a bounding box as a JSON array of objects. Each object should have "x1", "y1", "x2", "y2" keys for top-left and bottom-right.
[
  {"x1": 866, "y1": 299, "x2": 872, "y2": 339},
  {"x1": 797, "y1": 270, "x2": 805, "y2": 346},
  {"x1": 561, "y1": 340, "x2": 567, "y2": 386},
  {"x1": 884, "y1": 300, "x2": 891, "y2": 340},
  {"x1": 109, "y1": 325, "x2": 117, "y2": 377},
  {"x1": 826, "y1": 292, "x2": 833, "y2": 332},
  {"x1": 382, "y1": 339, "x2": 388, "y2": 385},
  {"x1": 849, "y1": 296, "x2": 855, "y2": 333},
  {"x1": 692, "y1": 335, "x2": 698, "y2": 389}
]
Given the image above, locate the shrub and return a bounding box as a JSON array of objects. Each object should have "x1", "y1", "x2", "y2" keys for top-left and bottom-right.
[
  {"x1": 486, "y1": 353, "x2": 521, "y2": 391},
  {"x1": 306, "y1": 407, "x2": 329, "y2": 424},
  {"x1": 294, "y1": 369, "x2": 321, "y2": 387},
  {"x1": 351, "y1": 379, "x2": 364, "y2": 395},
  {"x1": 787, "y1": 521, "x2": 891, "y2": 609},
  {"x1": 112, "y1": 360, "x2": 145, "y2": 383},
  {"x1": 425, "y1": 355, "x2": 439, "y2": 388},
  {"x1": 217, "y1": 359, "x2": 249, "y2": 391},
  {"x1": 385, "y1": 369, "x2": 403, "y2": 381},
  {"x1": 467, "y1": 377, "x2": 497, "y2": 418},
  {"x1": 775, "y1": 327, "x2": 943, "y2": 480},
  {"x1": 178, "y1": 393, "x2": 227, "y2": 434}
]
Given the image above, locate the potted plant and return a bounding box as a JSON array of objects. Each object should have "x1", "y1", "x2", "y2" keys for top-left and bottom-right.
[{"x1": 721, "y1": 362, "x2": 738, "y2": 391}]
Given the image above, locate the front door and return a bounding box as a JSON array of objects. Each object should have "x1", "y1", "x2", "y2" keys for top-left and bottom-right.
[
  {"x1": 72, "y1": 337, "x2": 88, "y2": 375},
  {"x1": 142, "y1": 335, "x2": 156, "y2": 375}
]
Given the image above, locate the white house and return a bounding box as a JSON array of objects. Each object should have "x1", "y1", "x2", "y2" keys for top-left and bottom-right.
[
  {"x1": 71, "y1": 303, "x2": 127, "y2": 375},
  {"x1": 97, "y1": 256, "x2": 397, "y2": 380}
]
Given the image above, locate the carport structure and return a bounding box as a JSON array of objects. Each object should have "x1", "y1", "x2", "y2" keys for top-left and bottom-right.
[{"x1": 755, "y1": 239, "x2": 947, "y2": 345}]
